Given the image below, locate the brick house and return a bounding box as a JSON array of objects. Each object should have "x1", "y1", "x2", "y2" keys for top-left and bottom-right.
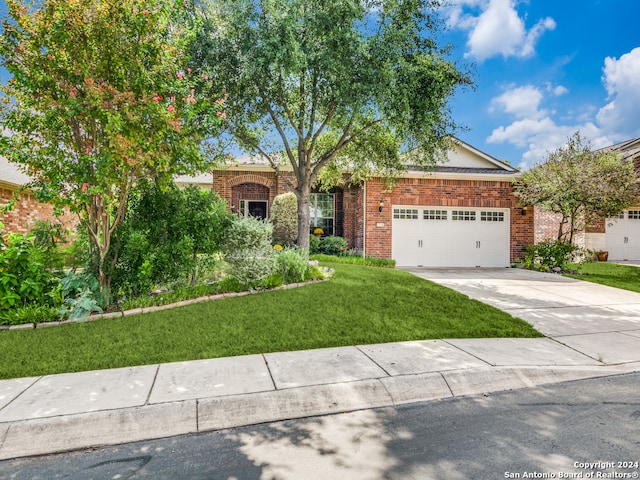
[
  {"x1": 189, "y1": 138, "x2": 534, "y2": 267},
  {"x1": 1, "y1": 156, "x2": 76, "y2": 234},
  {"x1": 533, "y1": 137, "x2": 640, "y2": 261}
]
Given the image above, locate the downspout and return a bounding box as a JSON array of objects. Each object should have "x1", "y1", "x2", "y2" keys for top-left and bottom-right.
[{"x1": 362, "y1": 180, "x2": 367, "y2": 257}]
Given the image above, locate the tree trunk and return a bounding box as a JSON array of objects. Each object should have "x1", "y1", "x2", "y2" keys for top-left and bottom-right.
[{"x1": 296, "y1": 186, "x2": 311, "y2": 252}]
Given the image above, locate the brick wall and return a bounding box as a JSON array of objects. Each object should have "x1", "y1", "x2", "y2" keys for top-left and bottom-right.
[
  {"x1": 211, "y1": 169, "x2": 364, "y2": 249},
  {"x1": 1, "y1": 186, "x2": 76, "y2": 235},
  {"x1": 364, "y1": 176, "x2": 534, "y2": 262}
]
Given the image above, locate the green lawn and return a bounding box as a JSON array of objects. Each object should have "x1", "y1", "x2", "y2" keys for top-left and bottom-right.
[
  {"x1": 0, "y1": 263, "x2": 541, "y2": 379},
  {"x1": 565, "y1": 262, "x2": 640, "y2": 293}
]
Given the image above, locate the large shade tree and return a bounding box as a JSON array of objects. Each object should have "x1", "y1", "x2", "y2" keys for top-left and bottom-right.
[
  {"x1": 513, "y1": 131, "x2": 640, "y2": 244},
  {"x1": 0, "y1": 0, "x2": 224, "y2": 298},
  {"x1": 190, "y1": 0, "x2": 471, "y2": 249}
]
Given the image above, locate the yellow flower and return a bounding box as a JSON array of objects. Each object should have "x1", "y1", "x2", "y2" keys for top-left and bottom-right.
[
  {"x1": 273, "y1": 244, "x2": 283, "y2": 251},
  {"x1": 313, "y1": 228, "x2": 324, "y2": 235}
]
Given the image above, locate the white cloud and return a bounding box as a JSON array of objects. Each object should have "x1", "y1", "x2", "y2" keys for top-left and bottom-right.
[
  {"x1": 446, "y1": 0, "x2": 555, "y2": 62},
  {"x1": 489, "y1": 85, "x2": 545, "y2": 119},
  {"x1": 596, "y1": 47, "x2": 640, "y2": 138},
  {"x1": 486, "y1": 84, "x2": 603, "y2": 169}
]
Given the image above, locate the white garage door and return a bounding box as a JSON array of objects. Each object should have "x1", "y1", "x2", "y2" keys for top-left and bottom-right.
[
  {"x1": 606, "y1": 209, "x2": 640, "y2": 261},
  {"x1": 392, "y1": 206, "x2": 511, "y2": 267}
]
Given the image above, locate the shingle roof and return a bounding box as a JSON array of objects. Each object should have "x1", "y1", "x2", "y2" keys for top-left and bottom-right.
[
  {"x1": 597, "y1": 137, "x2": 640, "y2": 161},
  {"x1": 0, "y1": 156, "x2": 32, "y2": 187}
]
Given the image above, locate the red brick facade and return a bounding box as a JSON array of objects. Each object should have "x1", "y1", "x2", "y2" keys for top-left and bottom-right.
[
  {"x1": 364, "y1": 176, "x2": 534, "y2": 262},
  {"x1": 210, "y1": 168, "x2": 533, "y2": 263},
  {"x1": 1, "y1": 185, "x2": 76, "y2": 235}
]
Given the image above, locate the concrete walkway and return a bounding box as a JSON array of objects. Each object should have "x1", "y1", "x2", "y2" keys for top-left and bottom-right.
[{"x1": 1, "y1": 268, "x2": 640, "y2": 460}]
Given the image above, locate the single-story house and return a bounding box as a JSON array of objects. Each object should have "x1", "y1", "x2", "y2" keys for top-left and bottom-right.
[
  {"x1": 187, "y1": 138, "x2": 534, "y2": 267},
  {"x1": 534, "y1": 137, "x2": 640, "y2": 261},
  {"x1": 3, "y1": 139, "x2": 535, "y2": 267}
]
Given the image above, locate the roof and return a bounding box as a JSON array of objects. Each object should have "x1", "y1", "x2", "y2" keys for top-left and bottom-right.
[
  {"x1": 0, "y1": 156, "x2": 32, "y2": 187},
  {"x1": 596, "y1": 137, "x2": 640, "y2": 161},
  {"x1": 216, "y1": 137, "x2": 518, "y2": 176}
]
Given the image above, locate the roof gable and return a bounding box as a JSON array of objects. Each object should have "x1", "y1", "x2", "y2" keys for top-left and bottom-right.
[{"x1": 440, "y1": 138, "x2": 516, "y2": 172}]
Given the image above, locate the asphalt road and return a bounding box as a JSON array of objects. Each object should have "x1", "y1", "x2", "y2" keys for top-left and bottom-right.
[{"x1": 2, "y1": 373, "x2": 640, "y2": 480}]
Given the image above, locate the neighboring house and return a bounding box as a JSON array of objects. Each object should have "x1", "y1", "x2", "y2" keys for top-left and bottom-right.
[
  {"x1": 533, "y1": 138, "x2": 640, "y2": 261},
  {"x1": 587, "y1": 138, "x2": 640, "y2": 261},
  {"x1": 0, "y1": 156, "x2": 75, "y2": 234},
  {"x1": 187, "y1": 138, "x2": 533, "y2": 267}
]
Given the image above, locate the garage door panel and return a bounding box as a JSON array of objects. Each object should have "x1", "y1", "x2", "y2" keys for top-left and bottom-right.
[
  {"x1": 606, "y1": 210, "x2": 640, "y2": 260},
  {"x1": 392, "y1": 206, "x2": 510, "y2": 267}
]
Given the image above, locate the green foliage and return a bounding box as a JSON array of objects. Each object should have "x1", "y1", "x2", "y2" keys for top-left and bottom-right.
[
  {"x1": 319, "y1": 236, "x2": 348, "y2": 256},
  {"x1": 0, "y1": 233, "x2": 60, "y2": 309},
  {"x1": 513, "y1": 131, "x2": 640, "y2": 244},
  {"x1": 111, "y1": 184, "x2": 231, "y2": 297},
  {"x1": 270, "y1": 192, "x2": 298, "y2": 246},
  {"x1": 223, "y1": 216, "x2": 276, "y2": 286},
  {"x1": 311, "y1": 254, "x2": 396, "y2": 268},
  {"x1": 192, "y1": 0, "x2": 470, "y2": 249},
  {"x1": 309, "y1": 234, "x2": 321, "y2": 254},
  {"x1": 276, "y1": 247, "x2": 311, "y2": 284},
  {"x1": 0, "y1": 305, "x2": 59, "y2": 326},
  {"x1": 522, "y1": 241, "x2": 579, "y2": 271},
  {"x1": 56, "y1": 270, "x2": 104, "y2": 322},
  {"x1": 0, "y1": 0, "x2": 226, "y2": 296},
  {"x1": 28, "y1": 219, "x2": 69, "y2": 271}
]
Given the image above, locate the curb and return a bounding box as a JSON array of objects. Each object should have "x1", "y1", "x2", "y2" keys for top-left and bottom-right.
[{"x1": 1, "y1": 364, "x2": 636, "y2": 460}]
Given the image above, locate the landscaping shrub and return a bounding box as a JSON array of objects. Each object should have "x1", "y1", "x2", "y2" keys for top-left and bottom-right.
[
  {"x1": 319, "y1": 236, "x2": 348, "y2": 256},
  {"x1": 0, "y1": 305, "x2": 59, "y2": 326},
  {"x1": 57, "y1": 271, "x2": 103, "y2": 322},
  {"x1": 309, "y1": 233, "x2": 321, "y2": 254},
  {"x1": 111, "y1": 184, "x2": 231, "y2": 298},
  {"x1": 276, "y1": 247, "x2": 310, "y2": 283},
  {"x1": 522, "y1": 240, "x2": 579, "y2": 271},
  {"x1": 0, "y1": 229, "x2": 60, "y2": 310},
  {"x1": 270, "y1": 192, "x2": 298, "y2": 246},
  {"x1": 223, "y1": 216, "x2": 276, "y2": 286}
]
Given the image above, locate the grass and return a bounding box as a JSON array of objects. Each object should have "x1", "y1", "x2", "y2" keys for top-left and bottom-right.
[
  {"x1": 0, "y1": 262, "x2": 541, "y2": 379},
  {"x1": 565, "y1": 261, "x2": 640, "y2": 293}
]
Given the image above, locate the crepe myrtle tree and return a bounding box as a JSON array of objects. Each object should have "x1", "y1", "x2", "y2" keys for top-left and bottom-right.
[
  {"x1": 0, "y1": 0, "x2": 225, "y2": 299},
  {"x1": 190, "y1": 0, "x2": 471, "y2": 250},
  {"x1": 513, "y1": 131, "x2": 640, "y2": 244}
]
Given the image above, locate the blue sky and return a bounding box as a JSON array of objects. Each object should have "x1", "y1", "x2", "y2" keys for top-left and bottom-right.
[
  {"x1": 1, "y1": 1, "x2": 638, "y2": 171},
  {"x1": 440, "y1": 0, "x2": 640, "y2": 169}
]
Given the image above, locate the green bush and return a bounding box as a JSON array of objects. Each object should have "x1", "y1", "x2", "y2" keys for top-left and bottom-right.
[
  {"x1": 270, "y1": 192, "x2": 298, "y2": 246},
  {"x1": 276, "y1": 247, "x2": 310, "y2": 283},
  {"x1": 111, "y1": 184, "x2": 231, "y2": 298},
  {"x1": 57, "y1": 271, "x2": 103, "y2": 322},
  {"x1": 309, "y1": 234, "x2": 321, "y2": 254},
  {"x1": 223, "y1": 216, "x2": 276, "y2": 286},
  {"x1": 0, "y1": 305, "x2": 59, "y2": 326},
  {"x1": 319, "y1": 236, "x2": 348, "y2": 256},
  {"x1": 0, "y1": 231, "x2": 60, "y2": 310},
  {"x1": 523, "y1": 240, "x2": 578, "y2": 271}
]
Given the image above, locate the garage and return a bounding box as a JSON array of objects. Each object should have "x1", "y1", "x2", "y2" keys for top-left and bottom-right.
[
  {"x1": 606, "y1": 209, "x2": 640, "y2": 261},
  {"x1": 392, "y1": 206, "x2": 511, "y2": 267}
]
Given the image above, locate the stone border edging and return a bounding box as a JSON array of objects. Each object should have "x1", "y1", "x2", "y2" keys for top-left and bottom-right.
[{"x1": 0, "y1": 278, "x2": 328, "y2": 331}]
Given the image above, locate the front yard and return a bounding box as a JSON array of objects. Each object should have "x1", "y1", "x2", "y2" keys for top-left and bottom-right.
[
  {"x1": 565, "y1": 262, "x2": 640, "y2": 293},
  {"x1": 0, "y1": 262, "x2": 542, "y2": 380}
]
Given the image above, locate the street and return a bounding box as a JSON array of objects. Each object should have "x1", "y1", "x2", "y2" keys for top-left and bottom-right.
[{"x1": 2, "y1": 373, "x2": 639, "y2": 480}]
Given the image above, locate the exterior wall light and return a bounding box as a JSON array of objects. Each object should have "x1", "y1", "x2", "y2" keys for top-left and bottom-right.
[
  {"x1": 379, "y1": 199, "x2": 385, "y2": 212},
  {"x1": 521, "y1": 206, "x2": 528, "y2": 216}
]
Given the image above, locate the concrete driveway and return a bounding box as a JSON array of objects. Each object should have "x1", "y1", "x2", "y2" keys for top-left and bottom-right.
[{"x1": 402, "y1": 267, "x2": 640, "y2": 365}]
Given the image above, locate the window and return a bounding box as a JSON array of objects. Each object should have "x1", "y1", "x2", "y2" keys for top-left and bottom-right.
[
  {"x1": 452, "y1": 210, "x2": 476, "y2": 221},
  {"x1": 480, "y1": 211, "x2": 504, "y2": 222},
  {"x1": 423, "y1": 209, "x2": 447, "y2": 220},
  {"x1": 310, "y1": 193, "x2": 335, "y2": 235},
  {"x1": 393, "y1": 208, "x2": 418, "y2": 219},
  {"x1": 628, "y1": 210, "x2": 640, "y2": 220}
]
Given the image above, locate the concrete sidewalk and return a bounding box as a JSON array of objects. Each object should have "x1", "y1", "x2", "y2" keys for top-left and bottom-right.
[{"x1": 2, "y1": 268, "x2": 640, "y2": 460}]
